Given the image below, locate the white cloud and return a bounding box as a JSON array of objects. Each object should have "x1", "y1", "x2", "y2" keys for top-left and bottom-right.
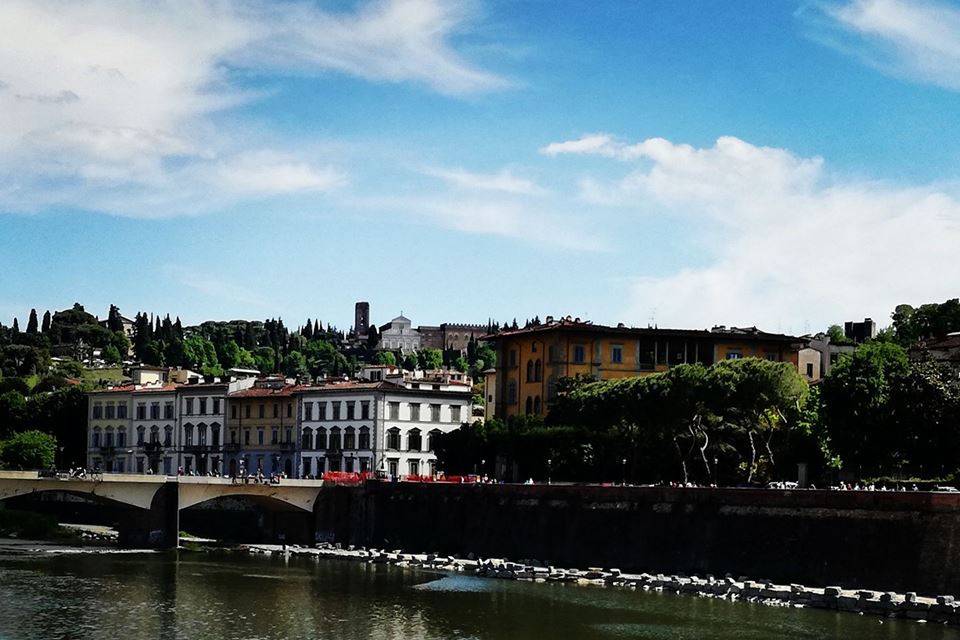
[
  {"x1": 422, "y1": 166, "x2": 546, "y2": 195},
  {"x1": 813, "y1": 0, "x2": 960, "y2": 91},
  {"x1": 0, "y1": 0, "x2": 505, "y2": 217},
  {"x1": 545, "y1": 133, "x2": 960, "y2": 331}
]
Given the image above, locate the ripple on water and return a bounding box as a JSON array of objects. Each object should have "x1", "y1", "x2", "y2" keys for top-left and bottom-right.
[{"x1": 412, "y1": 575, "x2": 498, "y2": 592}]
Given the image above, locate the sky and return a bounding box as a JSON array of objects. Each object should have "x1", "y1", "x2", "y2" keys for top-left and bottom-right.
[{"x1": 2, "y1": 0, "x2": 960, "y2": 335}]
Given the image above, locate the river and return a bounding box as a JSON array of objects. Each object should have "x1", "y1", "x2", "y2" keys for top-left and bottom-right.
[{"x1": 0, "y1": 552, "x2": 957, "y2": 639}]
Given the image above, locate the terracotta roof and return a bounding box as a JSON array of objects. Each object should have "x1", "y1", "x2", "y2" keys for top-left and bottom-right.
[{"x1": 482, "y1": 319, "x2": 800, "y2": 343}]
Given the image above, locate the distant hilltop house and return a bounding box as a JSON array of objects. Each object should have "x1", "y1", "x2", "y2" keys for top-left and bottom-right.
[
  {"x1": 378, "y1": 315, "x2": 421, "y2": 353},
  {"x1": 910, "y1": 332, "x2": 960, "y2": 370},
  {"x1": 350, "y1": 300, "x2": 487, "y2": 355},
  {"x1": 482, "y1": 315, "x2": 804, "y2": 421}
]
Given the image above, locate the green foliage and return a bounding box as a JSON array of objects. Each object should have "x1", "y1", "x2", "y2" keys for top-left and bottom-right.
[
  {"x1": 101, "y1": 345, "x2": 122, "y2": 365},
  {"x1": 402, "y1": 353, "x2": 418, "y2": 371},
  {"x1": 0, "y1": 430, "x2": 57, "y2": 469},
  {"x1": 826, "y1": 324, "x2": 854, "y2": 346},
  {"x1": 453, "y1": 356, "x2": 469, "y2": 372},
  {"x1": 282, "y1": 351, "x2": 309, "y2": 379},
  {"x1": 0, "y1": 391, "x2": 27, "y2": 438},
  {"x1": 891, "y1": 299, "x2": 960, "y2": 345},
  {"x1": 417, "y1": 348, "x2": 443, "y2": 371},
  {"x1": 375, "y1": 351, "x2": 396, "y2": 366}
]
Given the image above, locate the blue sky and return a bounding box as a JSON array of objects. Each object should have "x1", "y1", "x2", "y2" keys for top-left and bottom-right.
[{"x1": 2, "y1": 0, "x2": 960, "y2": 334}]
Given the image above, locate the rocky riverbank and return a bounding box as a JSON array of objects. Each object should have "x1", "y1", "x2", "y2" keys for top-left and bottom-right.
[{"x1": 236, "y1": 542, "x2": 960, "y2": 626}]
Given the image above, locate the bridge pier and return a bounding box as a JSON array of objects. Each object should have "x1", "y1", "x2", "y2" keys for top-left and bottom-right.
[{"x1": 117, "y1": 482, "x2": 179, "y2": 550}]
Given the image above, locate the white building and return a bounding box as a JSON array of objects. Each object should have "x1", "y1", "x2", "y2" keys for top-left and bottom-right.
[
  {"x1": 87, "y1": 386, "x2": 134, "y2": 473},
  {"x1": 296, "y1": 377, "x2": 472, "y2": 479},
  {"x1": 377, "y1": 315, "x2": 421, "y2": 353},
  {"x1": 88, "y1": 382, "x2": 180, "y2": 474}
]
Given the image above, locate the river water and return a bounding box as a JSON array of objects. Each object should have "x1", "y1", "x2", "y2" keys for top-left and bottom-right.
[{"x1": 0, "y1": 552, "x2": 958, "y2": 640}]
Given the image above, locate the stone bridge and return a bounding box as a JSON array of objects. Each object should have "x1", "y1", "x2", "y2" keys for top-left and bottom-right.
[{"x1": 0, "y1": 471, "x2": 325, "y2": 548}]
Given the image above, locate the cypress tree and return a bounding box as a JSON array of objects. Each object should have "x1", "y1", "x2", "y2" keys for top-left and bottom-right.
[
  {"x1": 12, "y1": 317, "x2": 20, "y2": 333},
  {"x1": 41, "y1": 310, "x2": 51, "y2": 333},
  {"x1": 26, "y1": 309, "x2": 38, "y2": 334}
]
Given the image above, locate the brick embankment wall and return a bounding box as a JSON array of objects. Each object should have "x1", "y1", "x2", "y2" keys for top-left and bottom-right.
[{"x1": 314, "y1": 483, "x2": 960, "y2": 596}]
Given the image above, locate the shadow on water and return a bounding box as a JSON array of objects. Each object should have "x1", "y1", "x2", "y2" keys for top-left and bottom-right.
[{"x1": 0, "y1": 552, "x2": 958, "y2": 640}]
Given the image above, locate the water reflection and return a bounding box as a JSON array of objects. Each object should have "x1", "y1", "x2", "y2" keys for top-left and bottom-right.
[{"x1": 0, "y1": 553, "x2": 957, "y2": 640}]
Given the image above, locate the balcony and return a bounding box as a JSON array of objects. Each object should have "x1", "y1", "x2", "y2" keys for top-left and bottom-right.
[{"x1": 184, "y1": 444, "x2": 218, "y2": 455}]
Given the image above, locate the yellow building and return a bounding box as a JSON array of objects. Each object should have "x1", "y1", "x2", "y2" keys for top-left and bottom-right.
[
  {"x1": 484, "y1": 317, "x2": 803, "y2": 420},
  {"x1": 224, "y1": 378, "x2": 306, "y2": 477}
]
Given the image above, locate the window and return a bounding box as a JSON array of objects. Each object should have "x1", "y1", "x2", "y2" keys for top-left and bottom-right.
[
  {"x1": 525, "y1": 396, "x2": 533, "y2": 414},
  {"x1": 303, "y1": 457, "x2": 313, "y2": 477},
  {"x1": 286, "y1": 403, "x2": 292, "y2": 418},
  {"x1": 427, "y1": 429, "x2": 442, "y2": 451},
  {"x1": 302, "y1": 428, "x2": 313, "y2": 450},
  {"x1": 117, "y1": 404, "x2": 127, "y2": 419},
  {"x1": 430, "y1": 404, "x2": 441, "y2": 421},
  {"x1": 509, "y1": 349, "x2": 517, "y2": 367},
  {"x1": 358, "y1": 427, "x2": 370, "y2": 449},
  {"x1": 258, "y1": 404, "x2": 265, "y2": 419},
  {"x1": 410, "y1": 404, "x2": 421, "y2": 421},
  {"x1": 231, "y1": 405, "x2": 237, "y2": 419},
  {"x1": 347, "y1": 402, "x2": 355, "y2": 420},
  {"x1": 165, "y1": 426, "x2": 173, "y2": 447},
  {"x1": 344, "y1": 427, "x2": 355, "y2": 450},
  {"x1": 329, "y1": 428, "x2": 342, "y2": 450},
  {"x1": 316, "y1": 428, "x2": 328, "y2": 450},
  {"x1": 451, "y1": 405, "x2": 461, "y2": 423},
  {"x1": 184, "y1": 424, "x2": 193, "y2": 446},
  {"x1": 244, "y1": 430, "x2": 250, "y2": 445},
  {"x1": 199, "y1": 398, "x2": 207, "y2": 415},
  {"x1": 360, "y1": 457, "x2": 371, "y2": 472},
  {"x1": 507, "y1": 381, "x2": 517, "y2": 404},
  {"x1": 105, "y1": 404, "x2": 115, "y2": 419},
  {"x1": 104, "y1": 429, "x2": 114, "y2": 447},
  {"x1": 535, "y1": 359, "x2": 542, "y2": 381},
  {"x1": 319, "y1": 403, "x2": 327, "y2": 420},
  {"x1": 273, "y1": 403, "x2": 279, "y2": 418},
  {"x1": 408, "y1": 429, "x2": 422, "y2": 451},
  {"x1": 726, "y1": 351, "x2": 743, "y2": 360},
  {"x1": 361, "y1": 401, "x2": 370, "y2": 419},
  {"x1": 573, "y1": 345, "x2": 585, "y2": 364},
  {"x1": 526, "y1": 360, "x2": 534, "y2": 382},
  {"x1": 117, "y1": 430, "x2": 126, "y2": 447},
  {"x1": 408, "y1": 459, "x2": 420, "y2": 477},
  {"x1": 245, "y1": 405, "x2": 251, "y2": 419},
  {"x1": 271, "y1": 429, "x2": 278, "y2": 444},
  {"x1": 806, "y1": 363, "x2": 814, "y2": 378},
  {"x1": 92, "y1": 403, "x2": 102, "y2": 419},
  {"x1": 388, "y1": 459, "x2": 398, "y2": 478},
  {"x1": 137, "y1": 427, "x2": 145, "y2": 445},
  {"x1": 163, "y1": 402, "x2": 173, "y2": 419},
  {"x1": 386, "y1": 428, "x2": 401, "y2": 450},
  {"x1": 611, "y1": 345, "x2": 623, "y2": 364},
  {"x1": 185, "y1": 398, "x2": 194, "y2": 415},
  {"x1": 198, "y1": 426, "x2": 207, "y2": 446},
  {"x1": 304, "y1": 402, "x2": 313, "y2": 421},
  {"x1": 285, "y1": 428, "x2": 292, "y2": 443},
  {"x1": 257, "y1": 430, "x2": 264, "y2": 445},
  {"x1": 92, "y1": 429, "x2": 101, "y2": 447},
  {"x1": 388, "y1": 402, "x2": 400, "y2": 420},
  {"x1": 533, "y1": 396, "x2": 542, "y2": 415},
  {"x1": 211, "y1": 425, "x2": 220, "y2": 445},
  {"x1": 136, "y1": 457, "x2": 144, "y2": 473},
  {"x1": 213, "y1": 399, "x2": 220, "y2": 414},
  {"x1": 150, "y1": 426, "x2": 159, "y2": 443},
  {"x1": 332, "y1": 402, "x2": 341, "y2": 420},
  {"x1": 136, "y1": 403, "x2": 146, "y2": 420},
  {"x1": 765, "y1": 353, "x2": 779, "y2": 362},
  {"x1": 230, "y1": 430, "x2": 237, "y2": 444}
]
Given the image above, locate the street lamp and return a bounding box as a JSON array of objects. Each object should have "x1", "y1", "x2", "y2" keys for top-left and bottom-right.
[
  {"x1": 621, "y1": 458, "x2": 627, "y2": 486},
  {"x1": 713, "y1": 457, "x2": 719, "y2": 487},
  {"x1": 547, "y1": 458, "x2": 552, "y2": 485}
]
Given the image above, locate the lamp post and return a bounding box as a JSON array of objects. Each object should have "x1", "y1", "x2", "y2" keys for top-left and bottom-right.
[
  {"x1": 547, "y1": 458, "x2": 552, "y2": 485},
  {"x1": 713, "y1": 457, "x2": 719, "y2": 487},
  {"x1": 621, "y1": 458, "x2": 627, "y2": 486}
]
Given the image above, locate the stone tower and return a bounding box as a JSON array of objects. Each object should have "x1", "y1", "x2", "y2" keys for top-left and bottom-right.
[{"x1": 355, "y1": 301, "x2": 370, "y2": 337}]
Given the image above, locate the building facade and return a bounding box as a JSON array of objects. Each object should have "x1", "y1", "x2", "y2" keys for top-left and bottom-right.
[
  {"x1": 224, "y1": 378, "x2": 304, "y2": 477},
  {"x1": 483, "y1": 317, "x2": 803, "y2": 420},
  {"x1": 87, "y1": 386, "x2": 134, "y2": 473},
  {"x1": 177, "y1": 379, "x2": 257, "y2": 474},
  {"x1": 378, "y1": 315, "x2": 421, "y2": 352}
]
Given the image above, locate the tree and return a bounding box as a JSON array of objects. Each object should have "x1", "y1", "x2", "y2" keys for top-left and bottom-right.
[
  {"x1": 11, "y1": 318, "x2": 19, "y2": 334},
  {"x1": 826, "y1": 325, "x2": 854, "y2": 345},
  {"x1": 402, "y1": 353, "x2": 418, "y2": 371},
  {"x1": 102, "y1": 345, "x2": 122, "y2": 365},
  {"x1": 0, "y1": 391, "x2": 27, "y2": 437},
  {"x1": 417, "y1": 348, "x2": 443, "y2": 371},
  {"x1": 375, "y1": 351, "x2": 396, "y2": 366},
  {"x1": 26, "y1": 309, "x2": 38, "y2": 334},
  {"x1": 454, "y1": 355, "x2": 469, "y2": 372},
  {"x1": 282, "y1": 351, "x2": 309, "y2": 379},
  {"x1": 107, "y1": 305, "x2": 124, "y2": 332},
  {"x1": 41, "y1": 311, "x2": 51, "y2": 333},
  {"x1": 0, "y1": 430, "x2": 57, "y2": 470}
]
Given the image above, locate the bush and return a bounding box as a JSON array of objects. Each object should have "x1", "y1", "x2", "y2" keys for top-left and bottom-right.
[{"x1": 0, "y1": 430, "x2": 57, "y2": 470}]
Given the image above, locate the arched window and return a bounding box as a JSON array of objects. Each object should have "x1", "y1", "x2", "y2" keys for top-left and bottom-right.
[
  {"x1": 547, "y1": 375, "x2": 557, "y2": 400},
  {"x1": 211, "y1": 424, "x2": 220, "y2": 446},
  {"x1": 407, "y1": 428, "x2": 422, "y2": 452},
  {"x1": 164, "y1": 426, "x2": 173, "y2": 447},
  {"x1": 329, "y1": 427, "x2": 342, "y2": 451},
  {"x1": 534, "y1": 359, "x2": 542, "y2": 382},
  {"x1": 507, "y1": 380, "x2": 517, "y2": 404},
  {"x1": 137, "y1": 426, "x2": 145, "y2": 445},
  {"x1": 197, "y1": 423, "x2": 208, "y2": 446},
  {"x1": 427, "y1": 429, "x2": 442, "y2": 452},
  {"x1": 526, "y1": 360, "x2": 534, "y2": 382},
  {"x1": 387, "y1": 428, "x2": 401, "y2": 450},
  {"x1": 316, "y1": 428, "x2": 328, "y2": 450},
  {"x1": 104, "y1": 427, "x2": 114, "y2": 447},
  {"x1": 150, "y1": 426, "x2": 160, "y2": 444},
  {"x1": 92, "y1": 428, "x2": 101, "y2": 448},
  {"x1": 525, "y1": 396, "x2": 533, "y2": 414},
  {"x1": 117, "y1": 428, "x2": 126, "y2": 447},
  {"x1": 344, "y1": 427, "x2": 356, "y2": 450},
  {"x1": 184, "y1": 423, "x2": 194, "y2": 446},
  {"x1": 358, "y1": 427, "x2": 370, "y2": 449},
  {"x1": 302, "y1": 427, "x2": 313, "y2": 450},
  {"x1": 533, "y1": 396, "x2": 542, "y2": 415}
]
